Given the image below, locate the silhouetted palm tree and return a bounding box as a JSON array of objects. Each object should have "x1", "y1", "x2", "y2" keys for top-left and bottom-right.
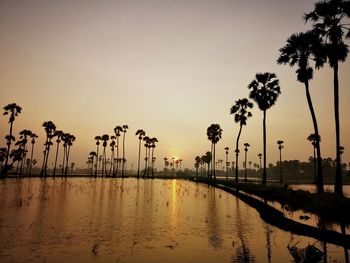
[
  {"x1": 109, "y1": 136, "x2": 116, "y2": 176},
  {"x1": 41, "y1": 121, "x2": 56, "y2": 177},
  {"x1": 243, "y1": 143, "x2": 250, "y2": 182},
  {"x1": 113, "y1": 126, "x2": 123, "y2": 176},
  {"x1": 305, "y1": 0, "x2": 350, "y2": 197},
  {"x1": 28, "y1": 133, "x2": 38, "y2": 176},
  {"x1": 63, "y1": 133, "x2": 75, "y2": 176},
  {"x1": 0, "y1": 148, "x2": 6, "y2": 172},
  {"x1": 230, "y1": 98, "x2": 253, "y2": 183},
  {"x1": 195, "y1": 156, "x2": 201, "y2": 176},
  {"x1": 52, "y1": 130, "x2": 64, "y2": 177},
  {"x1": 248, "y1": 72, "x2": 281, "y2": 184},
  {"x1": 149, "y1": 137, "x2": 158, "y2": 178},
  {"x1": 207, "y1": 124, "x2": 222, "y2": 179},
  {"x1": 278, "y1": 31, "x2": 325, "y2": 193},
  {"x1": 2, "y1": 103, "x2": 22, "y2": 177},
  {"x1": 94, "y1": 136, "x2": 102, "y2": 177},
  {"x1": 101, "y1": 134, "x2": 109, "y2": 177},
  {"x1": 18, "y1": 129, "x2": 32, "y2": 177},
  {"x1": 121, "y1": 125, "x2": 128, "y2": 177},
  {"x1": 142, "y1": 136, "x2": 150, "y2": 178},
  {"x1": 89, "y1": 151, "x2": 97, "y2": 176},
  {"x1": 224, "y1": 147, "x2": 229, "y2": 179},
  {"x1": 202, "y1": 151, "x2": 212, "y2": 177},
  {"x1": 135, "y1": 129, "x2": 146, "y2": 179},
  {"x1": 277, "y1": 140, "x2": 284, "y2": 187},
  {"x1": 308, "y1": 133, "x2": 320, "y2": 184}
]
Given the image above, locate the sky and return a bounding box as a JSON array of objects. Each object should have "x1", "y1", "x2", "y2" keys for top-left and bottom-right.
[{"x1": 0, "y1": 0, "x2": 349, "y2": 171}]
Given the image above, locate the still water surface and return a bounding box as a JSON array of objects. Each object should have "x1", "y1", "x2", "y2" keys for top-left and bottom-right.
[{"x1": 0, "y1": 178, "x2": 348, "y2": 263}]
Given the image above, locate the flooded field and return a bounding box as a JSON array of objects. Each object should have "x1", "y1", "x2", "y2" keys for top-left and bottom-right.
[{"x1": 0, "y1": 178, "x2": 348, "y2": 263}]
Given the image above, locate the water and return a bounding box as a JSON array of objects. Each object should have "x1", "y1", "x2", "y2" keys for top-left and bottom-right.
[
  {"x1": 0, "y1": 178, "x2": 348, "y2": 263},
  {"x1": 290, "y1": 184, "x2": 350, "y2": 198}
]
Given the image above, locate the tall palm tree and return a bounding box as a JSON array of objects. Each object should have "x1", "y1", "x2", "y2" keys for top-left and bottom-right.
[
  {"x1": 121, "y1": 125, "x2": 128, "y2": 177},
  {"x1": 308, "y1": 133, "x2": 321, "y2": 184},
  {"x1": 52, "y1": 130, "x2": 64, "y2": 177},
  {"x1": 101, "y1": 134, "x2": 109, "y2": 177},
  {"x1": 89, "y1": 151, "x2": 97, "y2": 176},
  {"x1": 109, "y1": 136, "x2": 116, "y2": 176},
  {"x1": 28, "y1": 133, "x2": 38, "y2": 176},
  {"x1": 278, "y1": 31, "x2": 325, "y2": 193},
  {"x1": 2, "y1": 103, "x2": 22, "y2": 177},
  {"x1": 207, "y1": 124, "x2": 223, "y2": 179},
  {"x1": 149, "y1": 137, "x2": 158, "y2": 178},
  {"x1": 277, "y1": 140, "x2": 284, "y2": 187},
  {"x1": 113, "y1": 126, "x2": 123, "y2": 176},
  {"x1": 142, "y1": 136, "x2": 151, "y2": 178},
  {"x1": 243, "y1": 143, "x2": 250, "y2": 182},
  {"x1": 305, "y1": 0, "x2": 350, "y2": 197},
  {"x1": 64, "y1": 133, "x2": 75, "y2": 176},
  {"x1": 135, "y1": 129, "x2": 146, "y2": 179},
  {"x1": 248, "y1": 72, "x2": 281, "y2": 184},
  {"x1": 94, "y1": 136, "x2": 102, "y2": 177},
  {"x1": 225, "y1": 147, "x2": 229, "y2": 179},
  {"x1": 258, "y1": 153, "x2": 262, "y2": 178},
  {"x1": 18, "y1": 129, "x2": 32, "y2": 177},
  {"x1": 41, "y1": 121, "x2": 56, "y2": 177},
  {"x1": 230, "y1": 98, "x2": 253, "y2": 183}
]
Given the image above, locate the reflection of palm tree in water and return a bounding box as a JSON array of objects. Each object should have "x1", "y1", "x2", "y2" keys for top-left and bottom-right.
[
  {"x1": 265, "y1": 224, "x2": 272, "y2": 263},
  {"x1": 232, "y1": 197, "x2": 256, "y2": 263},
  {"x1": 206, "y1": 187, "x2": 223, "y2": 249}
]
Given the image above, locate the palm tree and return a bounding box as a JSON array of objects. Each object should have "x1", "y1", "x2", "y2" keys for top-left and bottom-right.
[
  {"x1": 224, "y1": 147, "x2": 229, "y2": 179},
  {"x1": 207, "y1": 124, "x2": 223, "y2": 179},
  {"x1": 258, "y1": 153, "x2": 262, "y2": 178},
  {"x1": 18, "y1": 129, "x2": 32, "y2": 177},
  {"x1": 149, "y1": 137, "x2": 158, "y2": 178},
  {"x1": 243, "y1": 143, "x2": 250, "y2": 182},
  {"x1": 121, "y1": 125, "x2": 129, "y2": 177},
  {"x1": 195, "y1": 156, "x2": 201, "y2": 177},
  {"x1": 109, "y1": 136, "x2": 116, "y2": 176},
  {"x1": 2, "y1": 103, "x2": 22, "y2": 177},
  {"x1": 113, "y1": 126, "x2": 123, "y2": 176},
  {"x1": 308, "y1": 133, "x2": 321, "y2": 184},
  {"x1": 101, "y1": 134, "x2": 109, "y2": 177},
  {"x1": 305, "y1": 0, "x2": 350, "y2": 196},
  {"x1": 230, "y1": 98, "x2": 253, "y2": 183},
  {"x1": 52, "y1": 130, "x2": 64, "y2": 177},
  {"x1": 278, "y1": 31, "x2": 325, "y2": 193},
  {"x1": 202, "y1": 151, "x2": 212, "y2": 177},
  {"x1": 41, "y1": 121, "x2": 56, "y2": 177},
  {"x1": 0, "y1": 148, "x2": 7, "y2": 172},
  {"x1": 135, "y1": 129, "x2": 146, "y2": 179},
  {"x1": 277, "y1": 140, "x2": 284, "y2": 187},
  {"x1": 64, "y1": 134, "x2": 75, "y2": 176},
  {"x1": 94, "y1": 136, "x2": 102, "y2": 177},
  {"x1": 28, "y1": 133, "x2": 38, "y2": 176},
  {"x1": 248, "y1": 72, "x2": 281, "y2": 184},
  {"x1": 89, "y1": 151, "x2": 97, "y2": 176},
  {"x1": 142, "y1": 136, "x2": 150, "y2": 178}
]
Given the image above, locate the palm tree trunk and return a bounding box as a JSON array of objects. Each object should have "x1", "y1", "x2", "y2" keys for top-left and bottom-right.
[
  {"x1": 28, "y1": 142, "x2": 35, "y2": 176},
  {"x1": 333, "y1": 62, "x2": 343, "y2": 196},
  {"x1": 137, "y1": 139, "x2": 141, "y2": 179},
  {"x1": 52, "y1": 142, "x2": 60, "y2": 177},
  {"x1": 313, "y1": 147, "x2": 317, "y2": 184},
  {"x1": 213, "y1": 144, "x2": 216, "y2": 179},
  {"x1": 225, "y1": 153, "x2": 228, "y2": 180},
  {"x1": 40, "y1": 140, "x2": 48, "y2": 177},
  {"x1": 121, "y1": 132, "x2": 126, "y2": 177},
  {"x1": 244, "y1": 149, "x2": 247, "y2": 183},
  {"x1": 115, "y1": 138, "x2": 119, "y2": 177},
  {"x1": 210, "y1": 142, "x2": 213, "y2": 177},
  {"x1": 4, "y1": 121, "x2": 14, "y2": 175},
  {"x1": 95, "y1": 145, "x2": 99, "y2": 177},
  {"x1": 304, "y1": 80, "x2": 324, "y2": 193},
  {"x1": 19, "y1": 143, "x2": 27, "y2": 177},
  {"x1": 279, "y1": 149, "x2": 283, "y2": 187},
  {"x1": 262, "y1": 110, "x2": 267, "y2": 185},
  {"x1": 64, "y1": 145, "x2": 71, "y2": 176},
  {"x1": 143, "y1": 146, "x2": 147, "y2": 179},
  {"x1": 151, "y1": 147, "x2": 155, "y2": 179},
  {"x1": 235, "y1": 125, "x2": 242, "y2": 183},
  {"x1": 61, "y1": 146, "x2": 66, "y2": 177}
]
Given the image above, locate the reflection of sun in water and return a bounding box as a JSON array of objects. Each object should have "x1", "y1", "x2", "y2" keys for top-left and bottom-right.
[{"x1": 170, "y1": 179, "x2": 177, "y2": 230}]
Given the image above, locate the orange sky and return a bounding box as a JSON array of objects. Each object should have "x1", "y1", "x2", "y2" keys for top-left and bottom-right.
[{"x1": 0, "y1": 0, "x2": 349, "y2": 170}]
